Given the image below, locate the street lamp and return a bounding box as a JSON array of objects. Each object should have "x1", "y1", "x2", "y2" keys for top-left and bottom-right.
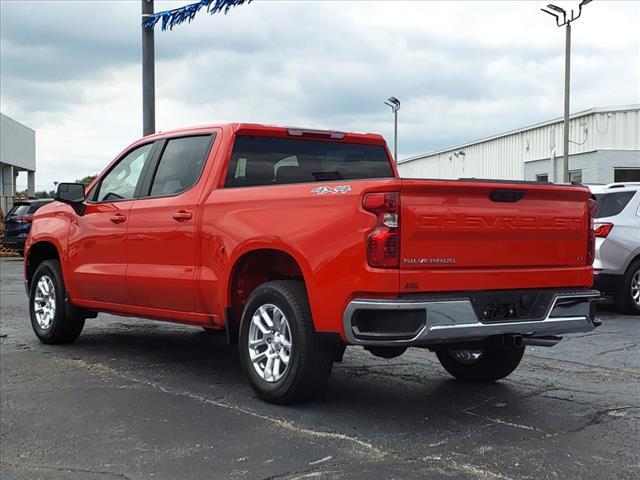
[
  {"x1": 384, "y1": 97, "x2": 401, "y2": 163},
  {"x1": 541, "y1": 0, "x2": 593, "y2": 183}
]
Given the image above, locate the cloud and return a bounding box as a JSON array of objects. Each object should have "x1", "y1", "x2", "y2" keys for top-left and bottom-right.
[{"x1": 1, "y1": 0, "x2": 638, "y2": 190}]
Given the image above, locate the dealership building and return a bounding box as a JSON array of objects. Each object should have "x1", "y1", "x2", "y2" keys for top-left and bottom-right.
[
  {"x1": 397, "y1": 105, "x2": 640, "y2": 184},
  {"x1": 0, "y1": 113, "x2": 36, "y2": 214}
]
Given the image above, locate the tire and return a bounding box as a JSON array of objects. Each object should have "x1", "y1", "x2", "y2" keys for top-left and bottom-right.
[
  {"x1": 29, "y1": 260, "x2": 85, "y2": 344},
  {"x1": 435, "y1": 345, "x2": 525, "y2": 382},
  {"x1": 616, "y1": 260, "x2": 640, "y2": 315},
  {"x1": 238, "y1": 280, "x2": 334, "y2": 404}
]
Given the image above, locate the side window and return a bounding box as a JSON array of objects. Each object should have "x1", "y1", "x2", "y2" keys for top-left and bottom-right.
[
  {"x1": 594, "y1": 191, "x2": 636, "y2": 218},
  {"x1": 235, "y1": 158, "x2": 247, "y2": 179},
  {"x1": 96, "y1": 144, "x2": 153, "y2": 202},
  {"x1": 273, "y1": 156, "x2": 299, "y2": 177},
  {"x1": 149, "y1": 135, "x2": 212, "y2": 197}
]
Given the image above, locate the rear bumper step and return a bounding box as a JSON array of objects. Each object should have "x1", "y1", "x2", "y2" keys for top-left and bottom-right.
[{"x1": 343, "y1": 290, "x2": 601, "y2": 347}]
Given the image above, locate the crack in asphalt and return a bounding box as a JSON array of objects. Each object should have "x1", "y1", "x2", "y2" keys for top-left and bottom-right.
[
  {"x1": 563, "y1": 405, "x2": 639, "y2": 434},
  {"x1": 523, "y1": 357, "x2": 640, "y2": 380},
  {"x1": 52, "y1": 356, "x2": 386, "y2": 459},
  {"x1": 593, "y1": 343, "x2": 638, "y2": 357}
]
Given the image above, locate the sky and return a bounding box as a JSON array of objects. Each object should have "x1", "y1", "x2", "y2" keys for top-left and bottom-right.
[{"x1": 1, "y1": 0, "x2": 639, "y2": 192}]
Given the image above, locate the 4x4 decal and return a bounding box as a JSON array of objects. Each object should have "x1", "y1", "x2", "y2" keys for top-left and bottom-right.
[{"x1": 311, "y1": 185, "x2": 352, "y2": 195}]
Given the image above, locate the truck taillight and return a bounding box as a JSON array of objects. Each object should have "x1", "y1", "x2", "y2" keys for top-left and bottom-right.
[
  {"x1": 586, "y1": 197, "x2": 596, "y2": 266},
  {"x1": 363, "y1": 192, "x2": 400, "y2": 268},
  {"x1": 594, "y1": 222, "x2": 613, "y2": 238}
]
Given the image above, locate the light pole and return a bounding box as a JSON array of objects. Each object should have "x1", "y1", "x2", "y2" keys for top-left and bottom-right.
[
  {"x1": 541, "y1": 0, "x2": 592, "y2": 183},
  {"x1": 141, "y1": 0, "x2": 155, "y2": 137},
  {"x1": 384, "y1": 97, "x2": 401, "y2": 163},
  {"x1": 140, "y1": 0, "x2": 252, "y2": 137}
]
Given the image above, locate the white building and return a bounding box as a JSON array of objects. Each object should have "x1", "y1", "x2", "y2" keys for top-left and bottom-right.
[
  {"x1": 398, "y1": 105, "x2": 640, "y2": 184},
  {"x1": 0, "y1": 113, "x2": 36, "y2": 214}
]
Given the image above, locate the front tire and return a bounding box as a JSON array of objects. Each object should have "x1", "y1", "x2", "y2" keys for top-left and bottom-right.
[
  {"x1": 239, "y1": 280, "x2": 334, "y2": 404},
  {"x1": 617, "y1": 260, "x2": 640, "y2": 315},
  {"x1": 435, "y1": 346, "x2": 525, "y2": 382},
  {"x1": 29, "y1": 260, "x2": 85, "y2": 344}
]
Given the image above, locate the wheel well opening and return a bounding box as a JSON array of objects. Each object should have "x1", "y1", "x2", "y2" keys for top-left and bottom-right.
[
  {"x1": 27, "y1": 242, "x2": 60, "y2": 289},
  {"x1": 228, "y1": 249, "x2": 305, "y2": 327}
]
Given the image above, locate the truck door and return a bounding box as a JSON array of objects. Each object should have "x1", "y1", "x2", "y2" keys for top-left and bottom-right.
[
  {"x1": 67, "y1": 143, "x2": 155, "y2": 304},
  {"x1": 124, "y1": 134, "x2": 214, "y2": 313}
]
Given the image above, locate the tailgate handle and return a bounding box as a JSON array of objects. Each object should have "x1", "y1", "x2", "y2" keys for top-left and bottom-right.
[{"x1": 490, "y1": 189, "x2": 524, "y2": 203}]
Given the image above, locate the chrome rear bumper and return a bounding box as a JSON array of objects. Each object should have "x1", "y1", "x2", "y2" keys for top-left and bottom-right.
[{"x1": 343, "y1": 290, "x2": 601, "y2": 347}]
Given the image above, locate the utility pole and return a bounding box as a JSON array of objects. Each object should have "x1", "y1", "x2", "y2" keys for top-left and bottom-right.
[
  {"x1": 384, "y1": 97, "x2": 401, "y2": 163},
  {"x1": 142, "y1": 0, "x2": 155, "y2": 136},
  {"x1": 541, "y1": 0, "x2": 592, "y2": 183},
  {"x1": 563, "y1": 22, "x2": 571, "y2": 183}
]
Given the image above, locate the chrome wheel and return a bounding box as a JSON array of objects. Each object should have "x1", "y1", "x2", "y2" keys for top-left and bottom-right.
[
  {"x1": 449, "y1": 349, "x2": 485, "y2": 364},
  {"x1": 34, "y1": 275, "x2": 56, "y2": 330},
  {"x1": 632, "y1": 269, "x2": 640, "y2": 307},
  {"x1": 248, "y1": 304, "x2": 292, "y2": 383}
]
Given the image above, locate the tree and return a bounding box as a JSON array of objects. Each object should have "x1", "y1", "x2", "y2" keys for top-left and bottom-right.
[
  {"x1": 76, "y1": 175, "x2": 97, "y2": 187},
  {"x1": 15, "y1": 189, "x2": 54, "y2": 199}
]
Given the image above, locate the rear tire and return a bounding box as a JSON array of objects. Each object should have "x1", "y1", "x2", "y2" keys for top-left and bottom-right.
[
  {"x1": 29, "y1": 260, "x2": 85, "y2": 344},
  {"x1": 435, "y1": 346, "x2": 525, "y2": 382},
  {"x1": 239, "y1": 280, "x2": 334, "y2": 404},
  {"x1": 616, "y1": 260, "x2": 640, "y2": 315}
]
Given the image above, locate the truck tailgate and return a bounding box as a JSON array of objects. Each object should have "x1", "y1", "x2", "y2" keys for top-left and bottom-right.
[{"x1": 399, "y1": 179, "x2": 593, "y2": 292}]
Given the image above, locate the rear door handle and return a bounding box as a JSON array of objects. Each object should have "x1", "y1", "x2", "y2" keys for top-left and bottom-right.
[
  {"x1": 172, "y1": 211, "x2": 193, "y2": 222},
  {"x1": 110, "y1": 214, "x2": 126, "y2": 224}
]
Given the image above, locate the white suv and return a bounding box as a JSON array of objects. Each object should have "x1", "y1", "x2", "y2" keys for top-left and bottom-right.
[{"x1": 589, "y1": 183, "x2": 640, "y2": 315}]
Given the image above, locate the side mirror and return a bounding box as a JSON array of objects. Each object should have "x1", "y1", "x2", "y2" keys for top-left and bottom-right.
[{"x1": 55, "y1": 183, "x2": 86, "y2": 204}]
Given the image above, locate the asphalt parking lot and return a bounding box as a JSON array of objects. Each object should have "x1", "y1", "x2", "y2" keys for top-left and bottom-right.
[{"x1": 1, "y1": 257, "x2": 639, "y2": 480}]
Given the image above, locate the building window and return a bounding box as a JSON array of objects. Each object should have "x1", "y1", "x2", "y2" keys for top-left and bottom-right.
[
  {"x1": 614, "y1": 168, "x2": 640, "y2": 182},
  {"x1": 536, "y1": 174, "x2": 549, "y2": 182},
  {"x1": 569, "y1": 170, "x2": 582, "y2": 183}
]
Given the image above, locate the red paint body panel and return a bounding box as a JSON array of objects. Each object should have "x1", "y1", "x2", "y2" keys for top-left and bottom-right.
[
  {"x1": 25, "y1": 123, "x2": 593, "y2": 342},
  {"x1": 399, "y1": 179, "x2": 593, "y2": 293},
  {"x1": 67, "y1": 201, "x2": 135, "y2": 305}
]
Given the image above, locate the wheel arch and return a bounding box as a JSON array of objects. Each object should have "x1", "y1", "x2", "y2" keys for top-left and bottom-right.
[
  {"x1": 26, "y1": 241, "x2": 62, "y2": 291},
  {"x1": 225, "y1": 247, "x2": 312, "y2": 343},
  {"x1": 624, "y1": 249, "x2": 640, "y2": 273}
]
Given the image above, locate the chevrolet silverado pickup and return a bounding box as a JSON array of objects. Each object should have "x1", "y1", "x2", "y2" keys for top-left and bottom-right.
[{"x1": 25, "y1": 123, "x2": 600, "y2": 404}]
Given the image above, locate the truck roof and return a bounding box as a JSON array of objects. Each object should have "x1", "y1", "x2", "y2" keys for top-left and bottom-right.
[{"x1": 140, "y1": 123, "x2": 387, "y2": 146}]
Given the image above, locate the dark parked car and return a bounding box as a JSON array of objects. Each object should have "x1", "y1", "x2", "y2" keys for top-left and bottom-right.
[{"x1": 2, "y1": 199, "x2": 53, "y2": 255}]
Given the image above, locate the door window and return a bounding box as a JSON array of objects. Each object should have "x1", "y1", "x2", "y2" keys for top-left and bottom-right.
[
  {"x1": 149, "y1": 136, "x2": 212, "y2": 197},
  {"x1": 96, "y1": 144, "x2": 153, "y2": 202}
]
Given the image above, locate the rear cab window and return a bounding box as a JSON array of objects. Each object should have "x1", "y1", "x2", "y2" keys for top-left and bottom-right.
[
  {"x1": 7, "y1": 204, "x2": 30, "y2": 216},
  {"x1": 225, "y1": 136, "x2": 394, "y2": 188},
  {"x1": 594, "y1": 191, "x2": 636, "y2": 218}
]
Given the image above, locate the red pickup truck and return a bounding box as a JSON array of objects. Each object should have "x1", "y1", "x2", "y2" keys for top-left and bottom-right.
[{"x1": 25, "y1": 123, "x2": 600, "y2": 404}]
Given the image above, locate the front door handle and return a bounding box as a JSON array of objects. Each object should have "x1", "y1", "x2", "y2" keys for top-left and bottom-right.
[
  {"x1": 172, "y1": 211, "x2": 193, "y2": 222},
  {"x1": 110, "y1": 214, "x2": 126, "y2": 224}
]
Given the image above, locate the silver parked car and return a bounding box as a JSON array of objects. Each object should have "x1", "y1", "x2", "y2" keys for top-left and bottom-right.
[{"x1": 590, "y1": 183, "x2": 640, "y2": 315}]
